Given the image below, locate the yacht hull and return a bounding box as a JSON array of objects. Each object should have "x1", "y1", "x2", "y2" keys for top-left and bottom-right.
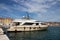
[{"x1": 7, "y1": 25, "x2": 48, "y2": 31}]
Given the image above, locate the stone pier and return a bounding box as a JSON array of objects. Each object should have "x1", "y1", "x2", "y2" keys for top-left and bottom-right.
[{"x1": 0, "y1": 28, "x2": 9, "y2": 40}]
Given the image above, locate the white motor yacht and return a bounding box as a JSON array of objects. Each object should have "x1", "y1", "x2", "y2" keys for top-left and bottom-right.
[
  {"x1": 7, "y1": 13, "x2": 48, "y2": 31},
  {"x1": 7, "y1": 18, "x2": 48, "y2": 31}
]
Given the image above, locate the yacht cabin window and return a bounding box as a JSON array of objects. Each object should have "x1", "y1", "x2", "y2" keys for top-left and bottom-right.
[
  {"x1": 12, "y1": 22, "x2": 21, "y2": 26},
  {"x1": 41, "y1": 23, "x2": 46, "y2": 25},
  {"x1": 36, "y1": 23, "x2": 39, "y2": 25},
  {"x1": 23, "y1": 22, "x2": 34, "y2": 25}
]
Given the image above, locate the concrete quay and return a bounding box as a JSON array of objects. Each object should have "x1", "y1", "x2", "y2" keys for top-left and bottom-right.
[
  {"x1": 0, "y1": 28, "x2": 9, "y2": 40},
  {"x1": 0, "y1": 35, "x2": 9, "y2": 40},
  {"x1": 0, "y1": 28, "x2": 4, "y2": 35}
]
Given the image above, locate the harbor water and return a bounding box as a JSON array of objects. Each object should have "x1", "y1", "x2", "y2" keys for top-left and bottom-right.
[{"x1": 6, "y1": 26, "x2": 60, "y2": 40}]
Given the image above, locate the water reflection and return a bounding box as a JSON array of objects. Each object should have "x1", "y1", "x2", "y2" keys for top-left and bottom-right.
[{"x1": 7, "y1": 31, "x2": 48, "y2": 40}]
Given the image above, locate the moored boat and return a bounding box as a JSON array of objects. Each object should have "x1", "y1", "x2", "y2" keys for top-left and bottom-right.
[
  {"x1": 7, "y1": 13, "x2": 48, "y2": 31},
  {"x1": 7, "y1": 18, "x2": 48, "y2": 31}
]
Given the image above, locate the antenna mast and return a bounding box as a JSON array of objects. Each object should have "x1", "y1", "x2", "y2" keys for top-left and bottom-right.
[
  {"x1": 26, "y1": 12, "x2": 29, "y2": 19},
  {"x1": 22, "y1": 12, "x2": 31, "y2": 19}
]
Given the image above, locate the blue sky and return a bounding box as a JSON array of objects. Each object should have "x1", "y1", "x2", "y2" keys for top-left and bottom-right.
[{"x1": 0, "y1": 0, "x2": 60, "y2": 22}]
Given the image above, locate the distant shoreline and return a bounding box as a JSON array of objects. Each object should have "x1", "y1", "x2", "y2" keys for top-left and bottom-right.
[{"x1": 44, "y1": 22, "x2": 60, "y2": 26}]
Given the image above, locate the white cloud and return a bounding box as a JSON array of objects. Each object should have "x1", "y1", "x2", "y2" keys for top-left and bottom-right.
[
  {"x1": 57, "y1": 0, "x2": 60, "y2": 1},
  {"x1": 10, "y1": 0, "x2": 58, "y2": 13},
  {"x1": 23, "y1": 0, "x2": 56, "y2": 13},
  {"x1": 0, "y1": 4, "x2": 20, "y2": 18},
  {"x1": 0, "y1": 4, "x2": 12, "y2": 12},
  {"x1": 0, "y1": 0, "x2": 58, "y2": 13},
  {"x1": 0, "y1": 0, "x2": 60, "y2": 21}
]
